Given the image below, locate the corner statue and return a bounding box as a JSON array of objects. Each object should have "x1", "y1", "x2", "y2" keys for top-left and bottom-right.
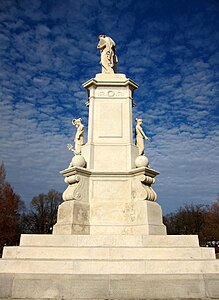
[
  {"x1": 135, "y1": 118, "x2": 150, "y2": 155},
  {"x1": 97, "y1": 35, "x2": 118, "y2": 74},
  {"x1": 67, "y1": 118, "x2": 85, "y2": 155}
]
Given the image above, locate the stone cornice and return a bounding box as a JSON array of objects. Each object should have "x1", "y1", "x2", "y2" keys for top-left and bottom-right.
[
  {"x1": 83, "y1": 74, "x2": 138, "y2": 90},
  {"x1": 60, "y1": 166, "x2": 159, "y2": 178}
]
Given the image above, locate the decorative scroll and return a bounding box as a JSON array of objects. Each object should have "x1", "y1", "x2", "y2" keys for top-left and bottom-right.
[
  {"x1": 132, "y1": 173, "x2": 157, "y2": 202},
  {"x1": 63, "y1": 174, "x2": 89, "y2": 202}
]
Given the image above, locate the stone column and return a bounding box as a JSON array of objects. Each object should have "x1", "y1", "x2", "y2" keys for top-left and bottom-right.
[{"x1": 82, "y1": 73, "x2": 139, "y2": 171}]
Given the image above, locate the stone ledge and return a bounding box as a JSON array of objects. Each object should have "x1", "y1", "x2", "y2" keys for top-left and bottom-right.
[
  {"x1": 19, "y1": 234, "x2": 200, "y2": 247},
  {"x1": 83, "y1": 74, "x2": 138, "y2": 90},
  {"x1": 0, "y1": 259, "x2": 219, "y2": 275},
  {"x1": 60, "y1": 165, "x2": 159, "y2": 178},
  {"x1": 3, "y1": 246, "x2": 215, "y2": 260}
]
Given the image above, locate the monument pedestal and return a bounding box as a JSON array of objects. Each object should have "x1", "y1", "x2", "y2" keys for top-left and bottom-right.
[
  {"x1": 53, "y1": 74, "x2": 166, "y2": 235},
  {"x1": 53, "y1": 165, "x2": 166, "y2": 235}
]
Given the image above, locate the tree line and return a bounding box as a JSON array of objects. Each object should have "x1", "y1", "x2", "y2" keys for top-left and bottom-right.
[
  {"x1": 0, "y1": 163, "x2": 62, "y2": 256},
  {"x1": 0, "y1": 162, "x2": 219, "y2": 257},
  {"x1": 164, "y1": 199, "x2": 219, "y2": 247}
]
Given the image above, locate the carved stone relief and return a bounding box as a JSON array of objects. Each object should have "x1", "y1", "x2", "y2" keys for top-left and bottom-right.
[{"x1": 96, "y1": 89, "x2": 126, "y2": 97}]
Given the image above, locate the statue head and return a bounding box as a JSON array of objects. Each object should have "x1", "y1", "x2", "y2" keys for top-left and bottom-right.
[
  {"x1": 136, "y1": 118, "x2": 143, "y2": 125},
  {"x1": 97, "y1": 35, "x2": 107, "y2": 50},
  {"x1": 98, "y1": 34, "x2": 106, "y2": 39},
  {"x1": 72, "y1": 118, "x2": 82, "y2": 127}
]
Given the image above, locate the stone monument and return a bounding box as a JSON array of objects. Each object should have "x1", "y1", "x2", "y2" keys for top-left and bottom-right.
[
  {"x1": 0, "y1": 35, "x2": 219, "y2": 299},
  {"x1": 53, "y1": 35, "x2": 165, "y2": 235}
]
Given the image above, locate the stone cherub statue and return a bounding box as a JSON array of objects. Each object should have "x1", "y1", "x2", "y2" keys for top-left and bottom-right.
[
  {"x1": 67, "y1": 118, "x2": 85, "y2": 155},
  {"x1": 97, "y1": 35, "x2": 118, "y2": 74},
  {"x1": 135, "y1": 118, "x2": 150, "y2": 155}
]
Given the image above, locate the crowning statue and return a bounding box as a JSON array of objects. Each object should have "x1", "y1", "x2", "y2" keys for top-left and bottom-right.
[
  {"x1": 97, "y1": 35, "x2": 118, "y2": 74},
  {"x1": 135, "y1": 118, "x2": 150, "y2": 155}
]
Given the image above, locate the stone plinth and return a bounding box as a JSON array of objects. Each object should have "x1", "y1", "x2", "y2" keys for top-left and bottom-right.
[{"x1": 53, "y1": 165, "x2": 166, "y2": 235}]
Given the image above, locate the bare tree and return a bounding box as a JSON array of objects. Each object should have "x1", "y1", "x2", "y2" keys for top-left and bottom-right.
[
  {"x1": 164, "y1": 204, "x2": 208, "y2": 245},
  {"x1": 22, "y1": 189, "x2": 62, "y2": 234},
  {"x1": 202, "y1": 196, "x2": 219, "y2": 243}
]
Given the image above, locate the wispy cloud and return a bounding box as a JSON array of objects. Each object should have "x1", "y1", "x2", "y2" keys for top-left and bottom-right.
[{"x1": 0, "y1": 0, "x2": 218, "y2": 213}]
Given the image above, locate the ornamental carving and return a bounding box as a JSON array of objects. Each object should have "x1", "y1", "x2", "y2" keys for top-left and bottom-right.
[
  {"x1": 131, "y1": 173, "x2": 157, "y2": 202},
  {"x1": 96, "y1": 90, "x2": 125, "y2": 97},
  {"x1": 63, "y1": 174, "x2": 89, "y2": 202}
]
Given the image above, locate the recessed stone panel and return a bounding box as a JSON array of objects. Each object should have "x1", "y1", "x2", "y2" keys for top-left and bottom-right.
[
  {"x1": 96, "y1": 101, "x2": 123, "y2": 138},
  {"x1": 91, "y1": 179, "x2": 129, "y2": 200}
]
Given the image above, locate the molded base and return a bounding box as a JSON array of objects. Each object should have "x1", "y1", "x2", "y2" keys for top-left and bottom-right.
[{"x1": 53, "y1": 201, "x2": 90, "y2": 235}]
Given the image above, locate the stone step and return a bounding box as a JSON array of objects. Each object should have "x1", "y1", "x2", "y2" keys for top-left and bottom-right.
[
  {"x1": 1, "y1": 273, "x2": 218, "y2": 299},
  {"x1": 2, "y1": 245, "x2": 215, "y2": 260},
  {"x1": 20, "y1": 234, "x2": 200, "y2": 247},
  {"x1": 0, "y1": 258, "x2": 219, "y2": 275}
]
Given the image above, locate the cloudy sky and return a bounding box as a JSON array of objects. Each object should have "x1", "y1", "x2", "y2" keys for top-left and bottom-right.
[{"x1": 0, "y1": 0, "x2": 218, "y2": 214}]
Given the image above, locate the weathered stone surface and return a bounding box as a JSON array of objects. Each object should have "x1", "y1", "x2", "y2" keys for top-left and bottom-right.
[
  {"x1": 1, "y1": 258, "x2": 219, "y2": 275},
  {"x1": 1, "y1": 273, "x2": 219, "y2": 299},
  {"x1": 0, "y1": 274, "x2": 13, "y2": 298},
  {"x1": 20, "y1": 234, "x2": 200, "y2": 247},
  {"x1": 204, "y1": 274, "x2": 219, "y2": 298},
  {"x1": 109, "y1": 274, "x2": 206, "y2": 299},
  {"x1": 53, "y1": 200, "x2": 90, "y2": 235},
  {"x1": 19, "y1": 233, "x2": 200, "y2": 247},
  {"x1": 12, "y1": 274, "x2": 109, "y2": 299},
  {"x1": 2, "y1": 245, "x2": 215, "y2": 260}
]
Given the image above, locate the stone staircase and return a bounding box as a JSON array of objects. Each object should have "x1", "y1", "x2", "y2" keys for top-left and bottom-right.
[{"x1": 0, "y1": 234, "x2": 219, "y2": 299}]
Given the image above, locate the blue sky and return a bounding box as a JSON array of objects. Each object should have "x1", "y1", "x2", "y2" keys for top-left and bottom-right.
[{"x1": 0, "y1": 0, "x2": 218, "y2": 214}]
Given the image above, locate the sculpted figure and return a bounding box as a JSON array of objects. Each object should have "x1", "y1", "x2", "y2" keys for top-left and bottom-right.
[
  {"x1": 97, "y1": 35, "x2": 118, "y2": 74},
  {"x1": 135, "y1": 118, "x2": 150, "y2": 155},
  {"x1": 67, "y1": 118, "x2": 85, "y2": 155}
]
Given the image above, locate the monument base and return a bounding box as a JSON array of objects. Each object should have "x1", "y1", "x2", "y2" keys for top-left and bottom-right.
[
  {"x1": 89, "y1": 201, "x2": 166, "y2": 235},
  {"x1": 0, "y1": 234, "x2": 219, "y2": 299},
  {"x1": 53, "y1": 166, "x2": 166, "y2": 235}
]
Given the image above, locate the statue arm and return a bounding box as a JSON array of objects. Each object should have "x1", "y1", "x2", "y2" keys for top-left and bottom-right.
[{"x1": 139, "y1": 126, "x2": 150, "y2": 140}]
